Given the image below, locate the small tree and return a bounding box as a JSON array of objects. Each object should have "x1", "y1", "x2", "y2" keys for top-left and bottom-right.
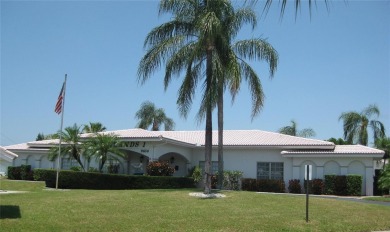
[
  {"x1": 83, "y1": 133, "x2": 124, "y2": 173},
  {"x1": 379, "y1": 164, "x2": 390, "y2": 195}
]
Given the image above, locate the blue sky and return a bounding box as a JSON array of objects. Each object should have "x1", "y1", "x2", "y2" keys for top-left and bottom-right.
[{"x1": 1, "y1": 0, "x2": 389, "y2": 147}]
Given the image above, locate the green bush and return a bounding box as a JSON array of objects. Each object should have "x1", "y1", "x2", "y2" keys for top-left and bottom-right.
[
  {"x1": 324, "y1": 175, "x2": 336, "y2": 195},
  {"x1": 223, "y1": 170, "x2": 243, "y2": 190},
  {"x1": 146, "y1": 161, "x2": 174, "y2": 176},
  {"x1": 7, "y1": 166, "x2": 21, "y2": 180},
  {"x1": 70, "y1": 166, "x2": 82, "y2": 172},
  {"x1": 334, "y1": 175, "x2": 348, "y2": 196},
  {"x1": 378, "y1": 164, "x2": 390, "y2": 195},
  {"x1": 20, "y1": 165, "x2": 33, "y2": 180},
  {"x1": 33, "y1": 168, "x2": 55, "y2": 181},
  {"x1": 242, "y1": 178, "x2": 285, "y2": 193},
  {"x1": 33, "y1": 169, "x2": 194, "y2": 190},
  {"x1": 191, "y1": 166, "x2": 202, "y2": 183},
  {"x1": 346, "y1": 175, "x2": 362, "y2": 196},
  {"x1": 325, "y1": 174, "x2": 362, "y2": 196},
  {"x1": 311, "y1": 179, "x2": 324, "y2": 195},
  {"x1": 303, "y1": 179, "x2": 324, "y2": 195},
  {"x1": 288, "y1": 179, "x2": 302, "y2": 194},
  {"x1": 241, "y1": 178, "x2": 257, "y2": 191}
]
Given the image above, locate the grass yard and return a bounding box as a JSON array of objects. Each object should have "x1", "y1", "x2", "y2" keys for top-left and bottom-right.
[
  {"x1": 1, "y1": 179, "x2": 390, "y2": 232},
  {"x1": 364, "y1": 196, "x2": 390, "y2": 202}
]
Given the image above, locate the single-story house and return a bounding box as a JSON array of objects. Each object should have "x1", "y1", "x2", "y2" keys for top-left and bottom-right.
[
  {"x1": 0, "y1": 146, "x2": 19, "y2": 176},
  {"x1": 2, "y1": 128, "x2": 385, "y2": 195}
]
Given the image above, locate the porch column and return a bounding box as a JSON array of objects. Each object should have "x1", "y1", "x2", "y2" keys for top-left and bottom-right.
[
  {"x1": 340, "y1": 166, "x2": 348, "y2": 175},
  {"x1": 292, "y1": 166, "x2": 300, "y2": 180},
  {"x1": 365, "y1": 167, "x2": 374, "y2": 196},
  {"x1": 316, "y1": 166, "x2": 324, "y2": 179}
]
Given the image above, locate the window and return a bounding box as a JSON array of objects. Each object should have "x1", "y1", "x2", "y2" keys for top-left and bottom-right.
[
  {"x1": 257, "y1": 162, "x2": 284, "y2": 180},
  {"x1": 199, "y1": 161, "x2": 219, "y2": 174}
]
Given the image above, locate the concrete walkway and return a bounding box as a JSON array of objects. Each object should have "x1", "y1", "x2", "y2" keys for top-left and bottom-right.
[{"x1": 0, "y1": 190, "x2": 28, "y2": 194}]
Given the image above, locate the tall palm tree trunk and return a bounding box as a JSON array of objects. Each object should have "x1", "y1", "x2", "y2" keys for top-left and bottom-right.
[
  {"x1": 204, "y1": 47, "x2": 213, "y2": 194},
  {"x1": 217, "y1": 78, "x2": 224, "y2": 189}
]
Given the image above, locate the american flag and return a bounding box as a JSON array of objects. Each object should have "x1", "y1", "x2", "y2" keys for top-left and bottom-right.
[{"x1": 54, "y1": 83, "x2": 64, "y2": 114}]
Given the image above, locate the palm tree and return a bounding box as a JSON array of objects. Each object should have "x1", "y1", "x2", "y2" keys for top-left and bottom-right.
[
  {"x1": 375, "y1": 137, "x2": 390, "y2": 165},
  {"x1": 278, "y1": 120, "x2": 316, "y2": 138},
  {"x1": 258, "y1": 0, "x2": 329, "y2": 19},
  {"x1": 138, "y1": 0, "x2": 241, "y2": 194},
  {"x1": 135, "y1": 101, "x2": 175, "y2": 131},
  {"x1": 83, "y1": 133, "x2": 124, "y2": 173},
  {"x1": 138, "y1": 0, "x2": 278, "y2": 193},
  {"x1": 48, "y1": 124, "x2": 85, "y2": 171},
  {"x1": 327, "y1": 137, "x2": 351, "y2": 145},
  {"x1": 210, "y1": 10, "x2": 278, "y2": 189},
  {"x1": 82, "y1": 122, "x2": 106, "y2": 133},
  {"x1": 339, "y1": 104, "x2": 386, "y2": 146}
]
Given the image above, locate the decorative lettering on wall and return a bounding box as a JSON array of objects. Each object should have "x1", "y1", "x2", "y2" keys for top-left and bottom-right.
[{"x1": 121, "y1": 142, "x2": 147, "y2": 148}]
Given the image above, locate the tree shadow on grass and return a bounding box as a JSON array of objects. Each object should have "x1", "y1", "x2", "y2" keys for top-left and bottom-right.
[{"x1": 0, "y1": 205, "x2": 21, "y2": 219}]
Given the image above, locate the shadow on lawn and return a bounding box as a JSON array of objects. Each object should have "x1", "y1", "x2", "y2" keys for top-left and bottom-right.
[{"x1": 0, "y1": 205, "x2": 21, "y2": 219}]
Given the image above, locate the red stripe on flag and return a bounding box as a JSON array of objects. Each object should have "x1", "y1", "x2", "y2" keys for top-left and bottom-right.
[{"x1": 54, "y1": 84, "x2": 64, "y2": 114}]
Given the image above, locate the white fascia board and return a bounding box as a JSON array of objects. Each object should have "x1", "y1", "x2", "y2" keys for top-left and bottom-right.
[
  {"x1": 214, "y1": 145, "x2": 335, "y2": 150},
  {"x1": 282, "y1": 154, "x2": 384, "y2": 158},
  {"x1": 7, "y1": 148, "x2": 49, "y2": 155}
]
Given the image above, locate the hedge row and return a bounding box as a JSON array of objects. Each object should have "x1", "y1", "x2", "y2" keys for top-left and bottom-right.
[
  {"x1": 32, "y1": 169, "x2": 195, "y2": 189},
  {"x1": 324, "y1": 174, "x2": 362, "y2": 196},
  {"x1": 8, "y1": 165, "x2": 34, "y2": 180},
  {"x1": 288, "y1": 179, "x2": 325, "y2": 194},
  {"x1": 241, "y1": 178, "x2": 285, "y2": 193}
]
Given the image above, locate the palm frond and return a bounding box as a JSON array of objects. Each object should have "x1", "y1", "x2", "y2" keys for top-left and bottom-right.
[{"x1": 232, "y1": 38, "x2": 278, "y2": 78}]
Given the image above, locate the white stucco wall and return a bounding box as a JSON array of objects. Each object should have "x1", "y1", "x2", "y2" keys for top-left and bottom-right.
[
  {"x1": 6, "y1": 143, "x2": 379, "y2": 196},
  {"x1": 290, "y1": 156, "x2": 375, "y2": 195}
]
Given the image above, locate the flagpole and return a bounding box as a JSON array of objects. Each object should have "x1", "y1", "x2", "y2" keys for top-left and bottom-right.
[{"x1": 56, "y1": 74, "x2": 67, "y2": 189}]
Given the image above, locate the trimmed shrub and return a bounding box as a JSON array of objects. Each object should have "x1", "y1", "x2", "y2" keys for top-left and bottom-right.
[
  {"x1": 33, "y1": 168, "x2": 55, "y2": 181},
  {"x1": 242, "y1": 178, "x2": 285, "y2": 193},
  {"x1": 311, "y1": 179, "x2": 324, "y2": 195},
  {"x1": 346, "y1": 175, "x2": 362, "y2": 196},
  {"x1": 7, "y1": 166, "x2": 21, "y2": 180},
  {"x1": 324, "y1": 174, "x2": 362, "y2": 196},
  {"x1": 324, "y1": 175, "x2": 336, "y2": 195},
  {"x1": 304, "y1": 179, "x2": 324, "y2": 195},
  {"x1": 334, "y1": 175, "x2": 348, "y2": 196},
  {"x1": 146, "y1": 161, "x2": 174, "y2": 176},
  {"x1": 70, "y1": 166, "x2": 82, "y2": 172},
  {"x1": 20, "y1": 165, "x2": 32, "y2": 180},
  {"x1": 241, "y1": 178, "x2": 257, "y2": 191},
  {"x1": 33, "y1": 169, "x2": 194, "y2": 190},
  {"x1": 288, "y1": 179, "x2": 302, "y2": 194}
]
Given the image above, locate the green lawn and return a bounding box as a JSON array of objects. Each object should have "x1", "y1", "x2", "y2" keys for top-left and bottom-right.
[
  {"x1": 364, "y1": 196, "x2": 390, "y2": 202},
  {"x1": 1, "y1": 179, "x2": 389, "y2": 232}
]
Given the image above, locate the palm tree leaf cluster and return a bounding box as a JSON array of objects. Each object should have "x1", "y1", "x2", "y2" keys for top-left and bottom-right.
[
  {"x1": 48, "y1": 123, "x2": 124, "y2": 173},
  {"x1": 278, "y1": 120, "x2": 316, "y2": 138},
  {"x1": 339, "y1": 104, "x2": 386, "y2": 145},
  {"x1": 135, "y1": 101, "x2": 175, "y2": 131}
]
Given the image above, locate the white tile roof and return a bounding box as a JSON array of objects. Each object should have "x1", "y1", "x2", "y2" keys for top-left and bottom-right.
[
  {"x1": 281, "y1": 145, "x2": 385, "y2": 155},
  {"x1": 6, "y1": 129, "x2": 334, "y2": 149},
  {"x1": 84, "y1": 129, "x2": 333, "y2": 147},
  {"x1": 0, "y1": 146, "x2": 18, "y2": 161},
  {"x1": 156, "y1": 130, "x2": 334, "y2": 147},
  {"x1": 3, "y1": 129, "x2": 384, "y2": 157}
]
